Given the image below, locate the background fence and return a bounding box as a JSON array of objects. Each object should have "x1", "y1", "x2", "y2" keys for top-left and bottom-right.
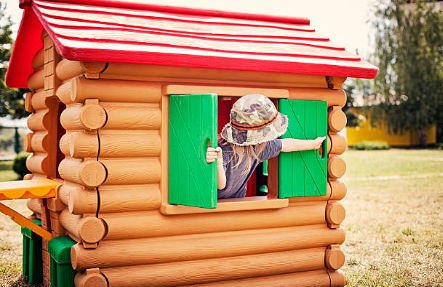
[{"x1": 0, "y1": 126, "x2": 29, "y2": 160}]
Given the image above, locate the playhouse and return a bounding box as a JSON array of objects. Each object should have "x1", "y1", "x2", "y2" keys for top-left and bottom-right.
[{"x1": 1, "y1": 0, "x2": 378, "y2": 286}]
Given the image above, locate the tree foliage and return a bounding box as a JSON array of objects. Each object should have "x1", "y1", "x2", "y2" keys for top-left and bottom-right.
[
  {"x1": 371, "y1": 0, "x2": 443, "y2": 146},
  {"x1": 0, "y1": 2, "x2": 29, "y2": 119}
]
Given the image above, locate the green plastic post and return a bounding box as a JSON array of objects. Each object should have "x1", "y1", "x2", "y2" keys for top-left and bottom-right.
[
  {"x1": 21, "y1": 219, "x2": 43, "y2": 284},
  {"x1": 48, "y1": 236, "x2": 76, "y2": 287}
]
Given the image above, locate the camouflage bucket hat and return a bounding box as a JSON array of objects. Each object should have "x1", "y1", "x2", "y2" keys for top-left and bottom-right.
[{"x1": 221, "y1": 94, "x2": 288, "y2": 146}]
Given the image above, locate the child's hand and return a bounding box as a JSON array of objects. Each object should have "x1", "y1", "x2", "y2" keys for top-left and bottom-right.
[
  {"x1": 313, "y1": 136, "x2": 326, "y2": 149},
  {"x1": 206, "y1": 147, "x2": 223, "y2": 164}
]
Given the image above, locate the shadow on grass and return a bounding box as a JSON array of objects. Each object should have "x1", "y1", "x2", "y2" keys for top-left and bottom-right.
[
  {"x1": 10, "y1": 276, "x2": 42, "y2": 287},
  {"x1": 0, "y1": 161, "x2": 13, "y2": 171}
]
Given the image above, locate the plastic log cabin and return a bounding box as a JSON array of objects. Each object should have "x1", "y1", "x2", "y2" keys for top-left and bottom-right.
[{"x1": 3, "y1": 1, "x2": 378, "y2": 286}]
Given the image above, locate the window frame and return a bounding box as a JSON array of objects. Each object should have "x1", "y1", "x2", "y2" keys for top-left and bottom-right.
[{"x1": 161, "y1": 85, "x2": 290, "y2": 215}]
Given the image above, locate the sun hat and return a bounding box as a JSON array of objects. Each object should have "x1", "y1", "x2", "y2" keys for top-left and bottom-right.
[{"x1": 221, "y1": 94, "x2": 288, "y2": 146}]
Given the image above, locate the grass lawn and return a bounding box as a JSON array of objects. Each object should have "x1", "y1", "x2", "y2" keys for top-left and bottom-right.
[
  {"x1": 341, "y1": 149, "x2": 443, "y2": 286},
  {"x1": 0, "y1": 150, "x2": 442, "y2": 286}
]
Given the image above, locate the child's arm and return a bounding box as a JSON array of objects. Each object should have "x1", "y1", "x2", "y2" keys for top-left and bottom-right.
[
  {"x1": 281, "y1": 136, "x2": 326, "y2": 152},
  {"x1": 206, "y1": 147, "x2": 226, "y2": 190}
]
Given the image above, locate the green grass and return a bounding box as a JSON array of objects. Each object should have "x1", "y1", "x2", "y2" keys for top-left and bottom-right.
[
  {"x1": 342, "y1": 149, "x2": 443, "y2": 286},
  {"x1": 1, "y1": 150, "x2": 443, "y2": 286},
  {"x1": 0, "y1": 161, "x2": 18, "y2": 182}
]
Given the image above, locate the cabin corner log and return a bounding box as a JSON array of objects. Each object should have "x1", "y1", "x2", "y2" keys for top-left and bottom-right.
[
  {"x1": 74, "y1": 270, "x2": 108, "y2": 287},
  {"x1": 325, "y1": 202, "x2": 346, "y2": 228},
  {"x1": 30, "y1": 90, "x2": 49, "y2": 110},
  {"x1": 59, "y1": 209, "x2": 107, "y2": 244},
  {"x1": 56, "y1": 59, "x2": 107, "y2": 81},
  {"x1": 329, "y1": 270, "x2": 347, "y2": 286},
  {"x1": 67, "y1": 77, "x2": 162, "y2": 104},
  {"x1": 99, "y1": 247, "x2": 327, "y2": 287},
  {"x1": 71, "y1": 225, "x2": 345, "y2": 270},
  {"x1": 27, "y1": 68, "x2": 45, "y2": 91},
  {"x1": 27, "y1": 198, "x2": 42, "y2": 215},
  {"x1": 328, "y1": 155, "x2": 346, "y2": 180},
  {"x1": 58, "y1": 158, "x2": 107, "y2": 188},
  {"x1": 60, "y1": 103, "x2": 106, "y2": 131},
  {"x1": 327, "y1": 133, "x2": 347, "y2": 155},
  {"x1": 27, "y1": 109, "x2": 51, "y2": 131},
  {"x1": 98, "y1": 203, "x2": 327, "y2": 240},
  {"x1": 26, "y1": 153, "x2": 50, "y2": 175},
  {"x1": 32, "y1": 48, "x2": 44, "y2": 70},
  {"x1": 328, "y1": 106, "x2": 347, "y2": 133},
  {"x1": 69, "y1": 184, "x2": 161, "y2": 214},
  {"x1": 325, "y1": 245, "x2": 345, "y2": 270}
]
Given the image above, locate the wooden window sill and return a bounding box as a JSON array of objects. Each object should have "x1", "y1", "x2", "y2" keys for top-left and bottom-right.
[{"x1": 160, "y1": 196, "x2": 289, "y2": 215}]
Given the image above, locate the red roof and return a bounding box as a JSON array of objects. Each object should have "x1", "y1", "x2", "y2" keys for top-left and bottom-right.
[{"x1": 6, "y1": 0, "x2": 378, "y2": 88}]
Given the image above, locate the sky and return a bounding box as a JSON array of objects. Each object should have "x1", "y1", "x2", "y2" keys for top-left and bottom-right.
[{"x1": 1, "y1": 0, "x2": 378, "y2": 127}]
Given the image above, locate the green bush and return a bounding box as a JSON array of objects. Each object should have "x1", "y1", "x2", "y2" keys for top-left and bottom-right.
[
  {"x1": 12, "y1": 153, "x2": 30, "y2": 179},
  {"x1": 354, "y1": 141, "x2": 390, "y2": 150}
]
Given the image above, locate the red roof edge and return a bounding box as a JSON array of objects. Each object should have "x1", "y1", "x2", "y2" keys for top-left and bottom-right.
[
  {"x1": 5, "y1": 7, "x2": 43, "y2": 88},
  {"x1": 46, "y1": 0, "x2": 311, "y2": 25}
]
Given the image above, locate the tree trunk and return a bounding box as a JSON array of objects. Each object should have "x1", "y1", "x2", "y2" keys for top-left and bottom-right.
[
  {"x1": 437, "y1": 126, "x2": 443, "y2": 144},
  {"x1": 416, "y1": 128, "x2": 427, "y2": 148}
]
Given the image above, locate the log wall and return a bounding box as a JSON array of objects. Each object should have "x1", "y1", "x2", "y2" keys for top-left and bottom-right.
[{"x1": 25, "y1": 56, "x2": 351, "y2": 286}]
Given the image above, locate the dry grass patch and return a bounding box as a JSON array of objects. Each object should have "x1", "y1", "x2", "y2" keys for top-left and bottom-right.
[{"x1": 342, "y1": 149, "x2": 443, "y2": 286}]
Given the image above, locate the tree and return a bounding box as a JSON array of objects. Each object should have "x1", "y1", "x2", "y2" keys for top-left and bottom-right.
[
  {"x1": 371, "y1": 0, "x2": 443, "y2": 147},
  {"x1": 0, "y1": 2, "x2": 29, "y2": 119}
]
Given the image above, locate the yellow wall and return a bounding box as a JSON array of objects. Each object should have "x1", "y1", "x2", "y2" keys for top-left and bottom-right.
[{"x1": 347, "y1": 119, "x2": 436, "y2": 147}]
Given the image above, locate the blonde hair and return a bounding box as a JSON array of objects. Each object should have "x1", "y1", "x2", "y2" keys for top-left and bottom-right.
[{"x1": 219, "y1": 139, "x2": 266, "y2": 175}]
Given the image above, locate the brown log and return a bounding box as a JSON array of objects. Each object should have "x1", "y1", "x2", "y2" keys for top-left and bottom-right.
[
  {"x1": 74, "y1": 269, "x2": 108, "y2": 287},
  {"x1": 288, "y1": 88, "x2": 346, "y2": 107},
  {"x1": 100, "y1": 158, "x2": 161, "y2": 185},
  {"x1": 26, "y1": 153, "x2": 49, "y2": 174},
  {"x1": 30, "y1": 90, "x2": 47, "y2": 110},
  {"x1": 328, "y1": 155, "x2": 346, "y2": 180},
  {"x1": 100, "y1": 102, "x2": 161, "y2": 130},
  {"x1": 101, "y1": 247, "x2": 326, "y2": 287},
  {"x1": 329, "y1": 180, "x2": 347, "y2": 201},
  {"x1": 60, "y1": 103, "x2": 106, "y2": 131},
  {"x1": 330, "y1": 270, "x2": 346, "y2": 286},
  {"x1": 56, "y1": 59, "x2": 107, "y2": 81},
  {"x1": 23, "y1": 173, "x2": 34, "y2": 180},
  {"x1": 32, "y1": 48, "x2": 44, "y2": 70},
  {"x1": 71, "y1": 225, "x2": 345, "y2": 270},
  {"x1": 23, "y1": 133, "x2": 33, "y2": 153},
  {"x1": 27, "y1": 68, "x2": 44, "y2": 91},
  {"x1": 326, "y1": 202, "x2": 346, "y2": 228},
  {"x1": 57, "y1": 182, "x2": 82, "y2": 206},
  {"x1": 325, "y1": 245, "x2": 345, "y2": 270},
  {"x1": 70, "y1": 131, "x2": 161, "y2": 158},
  {"x1": 328, "y1": 133, "x2": 347, "y2": 155},
  {"x1": 27, "y1": 199, "x2": 42, "y2": 215},
  {"x1": 77, "y1": 217, "x2": 107, "y2": 244},
  {"x1": 102, "y1": 63, "x2": 328, "y2": 88},
  {"x1": 328, "y1": 106, "x2": 347, "y2": 133},
  {"x1": 29, "y1": 131, "x2": 49, "y2": 153},
  {"x1": 56, "y1": 80, "x2": 73, "y2": 105},
  {"x1": 58, "y1": 158, "x2": 107, "y2": 188},
  {"x1": 182, "y1": 269, "x2": 334, "y2": 287},
  {"x1": 27, "y1": 109, "x2": 50, "y2": 131},
  {"x1": 326, "y1": 76, "x2": 347, "y2": 90},
  {"x1": 59, "y1": 208, "x2": 81, "y2": 239},
  {"x1": 69, "y1": 184, "x2": 161, "y2": 214},
  {"x1": 71, "y1": 77, "x2": 161, "y2": 103},
  {"x1": 25, "y1": 92, "x2": 34, "y2": 113},
  {"x1": 99, "y1": 203, "x2": 326, "y2": 240},
  {"x1": 59, "y1": 131, "x2": 73, "y2": 157}
]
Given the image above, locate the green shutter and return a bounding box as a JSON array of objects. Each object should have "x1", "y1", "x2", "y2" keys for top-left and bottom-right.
[
  {"x1": 169, "y1": 94, "x2": 218, "y2": 208},
  {"x1": 278, "y1": 99, "x2": 327, "y2": 198}
]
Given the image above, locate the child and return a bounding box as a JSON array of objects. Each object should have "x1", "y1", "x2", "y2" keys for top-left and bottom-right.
[{"x1": 206, "y1": 94, "x2": 325, "y2": 199}]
